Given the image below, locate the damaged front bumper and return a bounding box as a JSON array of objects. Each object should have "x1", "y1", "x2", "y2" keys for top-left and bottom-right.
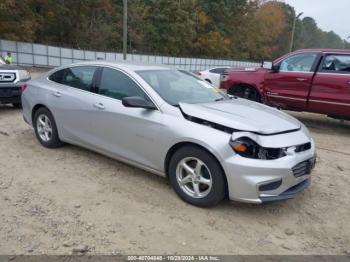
[{"x1": 221, "y1": 128, "x2": 316, "y2": 204}]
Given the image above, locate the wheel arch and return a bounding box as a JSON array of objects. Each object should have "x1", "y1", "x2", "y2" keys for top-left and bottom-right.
[
  {"x1": 164, "y1": 142, "x2": 228, "y2": 190},
  {"x1": 228, "y1": 83, "x2": 263, "y2": 101},
  {"x1": 31, "y1": 104, "x2": 50, "y2": 124}
]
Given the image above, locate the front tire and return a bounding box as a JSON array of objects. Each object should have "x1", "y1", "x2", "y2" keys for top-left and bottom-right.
[
  {"x1": 33, "y1": 107, "x2": 63, "y2": 148},
  {"x1": 168, "y1": 146, "x2": 226, "y2": 207}
]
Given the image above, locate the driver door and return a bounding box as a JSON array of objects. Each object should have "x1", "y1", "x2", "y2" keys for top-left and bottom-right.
[
  {"x1": 264, "y1": 52, "x2": 320, "y2": 111},
  {"x1": 87, "y1": 67, "x2": 165, "y2": 171}
]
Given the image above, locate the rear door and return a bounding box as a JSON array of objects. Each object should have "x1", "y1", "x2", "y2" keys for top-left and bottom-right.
[
  {"x1": 264, "y1": 52, "x2": 319, "y2": 111},
  {"x1": 308, "y1": 53, "x2": 350, "y2": 118},
  {"x1": 47, "y1": 66, "x2": 99, "y2": 145}
]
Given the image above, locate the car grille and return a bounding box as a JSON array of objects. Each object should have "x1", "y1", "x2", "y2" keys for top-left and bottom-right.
[
  {"x1": 292, "y1": 158, "x2": 315, "y2": 177},
  {"x1": 0, "y1": 72, "x2": 16, "y2": 83}
]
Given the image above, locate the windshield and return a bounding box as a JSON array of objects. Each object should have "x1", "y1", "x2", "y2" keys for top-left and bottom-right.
[
  {"x1": 137, "y1": 69, "x2": 227, "y2": 105},
  {"x1": 0, "y1": 57, "x2": 5, "y2": 65}
]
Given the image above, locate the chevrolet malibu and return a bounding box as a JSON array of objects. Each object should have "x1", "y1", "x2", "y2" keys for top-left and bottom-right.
[{"x1": 22, "y1": 62, "x2": 316, "y2": 207}]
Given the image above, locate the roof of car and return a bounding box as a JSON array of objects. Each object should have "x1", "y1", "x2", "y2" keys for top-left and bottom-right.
[
  {"x1": 273, "y1": 48, "x2": 350, "y2": 63},
  {"x1": 67, "y1": 60, "x2": 173, "y2": 71},
  {"x1": 292, "y1": 48, "x2": 350, "y2": 54}
]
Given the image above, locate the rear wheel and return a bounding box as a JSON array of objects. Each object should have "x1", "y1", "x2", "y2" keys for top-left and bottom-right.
[
  {"x1": 168, "y1": 146, "x2": 226, "y2": 207},
  {"x1": 228, "y1": 85, "x2": 261, "y2": 102},
  {"x1": 33, "y1": 107, "x2": 63, "y2": 148},
  {"x1": 12, "y1": 103, "x2": 22, "y2": 109}
]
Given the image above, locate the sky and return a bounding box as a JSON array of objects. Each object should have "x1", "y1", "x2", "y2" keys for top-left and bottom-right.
[{"x1": 282, "y1": 0, "x2": 350, "y2": 40}]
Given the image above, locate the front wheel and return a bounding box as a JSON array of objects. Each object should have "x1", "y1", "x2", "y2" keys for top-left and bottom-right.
[{"x1": 168, "y1": 146, "x2": 227, "y2": 207}]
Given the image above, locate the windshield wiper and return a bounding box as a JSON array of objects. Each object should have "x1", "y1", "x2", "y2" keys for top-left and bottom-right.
[{"x1": 214, "y1": 98, "x2": 225, "y2": 102}]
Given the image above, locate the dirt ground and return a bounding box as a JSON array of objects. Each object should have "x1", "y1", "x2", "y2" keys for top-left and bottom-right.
[{"x1": 0, "y1": 70, "x2": 349, "y2": 255}]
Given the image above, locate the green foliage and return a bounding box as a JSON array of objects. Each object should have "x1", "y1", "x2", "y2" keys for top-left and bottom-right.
[{"x1": 0, "y1": 0, "x2": 348, "y2": 60}]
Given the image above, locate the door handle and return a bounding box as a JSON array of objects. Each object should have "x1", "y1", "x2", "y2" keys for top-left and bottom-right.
[
  {"x1": 93, "y1": 102, "x2": 105, "y2": 110},
  {"x1": 296, "y1": 78, "x2": 308, "y2": 82},
  {"x1": 52, "y1": 91, "x2": 62, "y2": 97}
]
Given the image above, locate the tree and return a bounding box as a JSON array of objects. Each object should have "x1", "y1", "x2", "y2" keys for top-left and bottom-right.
[{"x1": 0, "y1": 0, "x2": 347, "y2": 60}]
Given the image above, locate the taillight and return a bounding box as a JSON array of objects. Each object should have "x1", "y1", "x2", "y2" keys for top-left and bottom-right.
[{"x1": 21, "y1": 84, "x2": 28, "y2": 92}]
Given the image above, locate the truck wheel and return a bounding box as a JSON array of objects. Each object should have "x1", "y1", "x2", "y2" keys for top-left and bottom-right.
[
  {"x1": 12, "y1": 103, "x2": 22, "y2": 109},
  {"x1": 228, "y1": 85, "x2": 261, "y2": 102}
]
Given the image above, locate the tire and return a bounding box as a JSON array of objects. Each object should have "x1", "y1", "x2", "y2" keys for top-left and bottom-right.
[
  {"x1": 205, "y1": 79, "x2": 212, "y2": 84},
  {"x1": 168, "y1": 146, "x2": 226, "y2": 207},
  {"x1": 12, "y1": 103, "x2": 22, "y2": 109},
  {"x1": 228, "y1": 85, "x2": 261, "y2": 102},
  {"x1": 33, "y1": 107, "x2": 63, "y2": 148}
]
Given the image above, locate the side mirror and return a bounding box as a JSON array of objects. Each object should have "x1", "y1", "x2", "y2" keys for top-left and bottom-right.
[
  {"x1": 262, "y1": 61, "x2": 280, "y2": 72},
  {"x1": 262, "y1": 61, "x2": 273, "y2": 70},
  {"x1": 122, "y1": 96, "x2": 157, "y2": 110}
]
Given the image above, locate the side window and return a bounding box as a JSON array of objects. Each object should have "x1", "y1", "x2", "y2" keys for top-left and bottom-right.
[
  {"x1": 320, "y1": 54, "x2": 350, "y2": 74},
  {"x1": 99, "y1": 68, "x2": 146, "y2": 100},
  {"x1": 61, "y1": 66, "x2": 96, "y2": 91},
  {"x1": 209, "y1": 68, "x2": 226, "y2": 74},
  {"x1": 49, "y1": 69, "x2": 65, "y2": 83},
  {"x1": 279, "y1": 53, "x2": 317, "y2": 72}
]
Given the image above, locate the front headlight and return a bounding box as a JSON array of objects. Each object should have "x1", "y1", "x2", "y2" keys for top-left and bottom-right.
[
  {"x1": 230, "y1": 137, "x2": 286, "y2": 160},
  {"x1": 18, "y1": 70, "x2": 31, "y2": 81}
]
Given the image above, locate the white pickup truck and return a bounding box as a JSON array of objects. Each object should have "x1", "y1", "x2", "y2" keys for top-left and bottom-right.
[{"x1": 0, "y1": 57, "x2": 31, "y2": 108}]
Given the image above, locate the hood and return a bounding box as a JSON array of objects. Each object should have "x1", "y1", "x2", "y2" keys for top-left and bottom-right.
[
  {"x1": 0, "y1": 64, "x2": 24, "y2": 70},
  {"x1": 179, "y1": 99, "x2": 301, "y2": 135},
  {"x1": 227, "y1": 67, "x2": 266, "y2": 73}
]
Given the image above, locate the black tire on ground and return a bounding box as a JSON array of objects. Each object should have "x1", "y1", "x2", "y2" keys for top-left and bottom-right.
[
  {"x1": 228, "y1": 85, "x2": 261, "y2": 102},
  {"x1": 168, "y1": 145, "x2": 227, "y2": 207},
  {"x1": 12, "y1": 103, "x2": 22, "y2": 109},
  {"x1": 33, "y1": 107, "x2": 63, "y2": 148}
]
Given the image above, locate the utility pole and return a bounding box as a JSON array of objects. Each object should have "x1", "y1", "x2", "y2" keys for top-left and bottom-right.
[
  {"x1": 123, "y1": 0, "x2": 128, "y2": 60},
  {"x1": 290, "y1": 12, "x2": 303, "y2": 53}
]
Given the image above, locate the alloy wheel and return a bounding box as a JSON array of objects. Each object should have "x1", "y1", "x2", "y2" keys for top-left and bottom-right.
[
  {"x1": 36, "y1": 114, "x2": 53, "y2": 142},
  {"x1": 176, "y1": 157, "x2": 213, "y2": 199}
]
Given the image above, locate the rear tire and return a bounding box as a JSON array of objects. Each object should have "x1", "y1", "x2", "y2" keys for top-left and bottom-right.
[
  {"x1": 228, "y1": 85, "x2": 261, "y2": 102},
  {"x1": 33, "y1": 107, "x2": 63, "y2": 148},
  {"x1": 168, "y1": 146, "x2": 226, "y2": 207},
  {"x1": 12, "y1": 103, "x2": 22, "y2": 109}
]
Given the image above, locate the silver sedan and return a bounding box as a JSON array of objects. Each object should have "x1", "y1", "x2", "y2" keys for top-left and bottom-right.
[{"x1": 22, "y1": 62, "x2": 316, "y2": 207}]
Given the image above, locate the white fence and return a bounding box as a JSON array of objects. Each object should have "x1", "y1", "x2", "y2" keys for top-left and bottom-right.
[{"x1": 0, "y1": 39, "x2": 260, "y2": 71}]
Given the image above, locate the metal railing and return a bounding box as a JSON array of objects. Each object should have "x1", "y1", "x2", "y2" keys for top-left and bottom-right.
[{"x1": 0, "y1": 39, "x2": 260, "y2": 71}]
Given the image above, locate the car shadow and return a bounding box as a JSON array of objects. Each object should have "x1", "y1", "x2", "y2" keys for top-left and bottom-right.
[
  {"x1": 0, "y1": 104, "x2": 21, "y2": 111},
  {"x1": 288, "y1": 111, "x2": 350, "y2": 136}
]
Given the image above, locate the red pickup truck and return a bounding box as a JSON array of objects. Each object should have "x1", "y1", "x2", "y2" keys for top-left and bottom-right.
[{"x1": 220, "y1": 49, "x2": 350, "y2": 120}]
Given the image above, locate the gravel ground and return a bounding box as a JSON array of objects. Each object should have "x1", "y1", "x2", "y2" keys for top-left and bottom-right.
[{"x1": 0, "y1": 70, "x2": 349, "y2": 255}]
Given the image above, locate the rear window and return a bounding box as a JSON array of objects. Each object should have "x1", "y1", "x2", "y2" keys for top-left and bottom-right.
[
  {"x1": 49, "y1": 69, "x2": 65, "y2": 83},
  {"x1": 321, "y1": 54, "x2": 350, "y2": 74},
  {"x1": 209, "y1": 68, "x2": 227, "y2": 74},
  {"x1": 49, "y1": 66, "x2": 96, "y2": 91}
]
